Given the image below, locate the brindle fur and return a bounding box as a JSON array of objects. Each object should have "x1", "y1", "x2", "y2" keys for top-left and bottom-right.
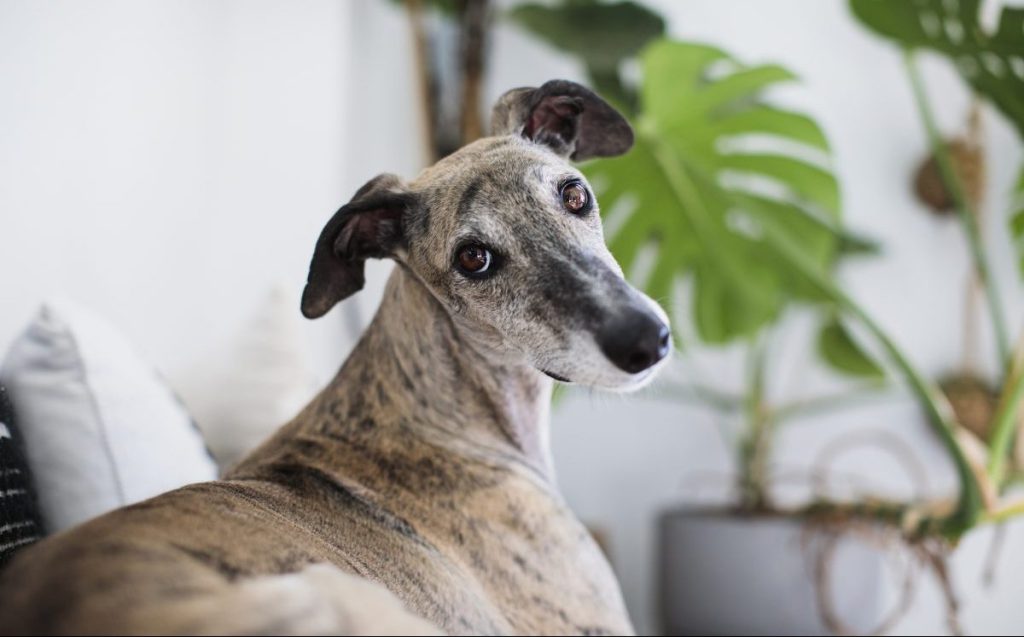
[{"x1": 0, "y1": 81, "x2": 668, "y2": 636}]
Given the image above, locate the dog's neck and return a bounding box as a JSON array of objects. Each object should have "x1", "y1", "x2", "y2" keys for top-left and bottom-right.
[
  {"x1": 228, "y1": 267, "x2": 633, "y2": 636},
  {"x1": 236, "y1": 265, "x2": 556, "y2": 490},
  {"x1": 353, "y1": 265, "x2": 556, "y2": 479}
]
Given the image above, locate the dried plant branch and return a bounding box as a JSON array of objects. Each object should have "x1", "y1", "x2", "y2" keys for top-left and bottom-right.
[
  {"x1": 405, "y1": 0, "x2": 440, "y2": 164},
  {"x1": 457, "y1": 0, "x2": 490, "y2": 145}
]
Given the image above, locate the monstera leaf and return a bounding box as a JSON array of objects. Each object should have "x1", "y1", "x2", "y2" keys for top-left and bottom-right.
[
  {"x1": 387, "y1": 0, "x2": 459, "y2": 15},
  {"x1": 508, "y1": 0, "x2": 664, "y2": 73},
  {"x1": 850, "y1": 0, "x2": 1024, "y2": 140},
  {"x1": 508, "y1": 0, "x2": 664, "y2": 110},
  {"x1": 586, "y1": 40, "x2": 861, "y2": 346}
]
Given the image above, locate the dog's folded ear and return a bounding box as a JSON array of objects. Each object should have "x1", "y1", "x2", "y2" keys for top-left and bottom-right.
[
  {"x1": 301, "y1": 174, "x2": 415, "y2": 319},
  {"x1": 490, "y1": 79, "x2": 633, "y2": 161}
]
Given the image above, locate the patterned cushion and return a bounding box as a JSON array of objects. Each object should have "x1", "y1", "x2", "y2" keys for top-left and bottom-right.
[{"x1": 0, "y1": 384, "x2": 44, "y2": 568}]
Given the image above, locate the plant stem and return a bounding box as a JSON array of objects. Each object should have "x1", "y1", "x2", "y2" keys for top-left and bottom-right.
[
  {"x1": 771, "y1": 383, "x2": 892, "y2": 426},
  {"x1": 903, "y1": 50, "x2": 1011, "y2": 372},
  {"x1": 739, "y1": 332, "x2": 771, "y2": 510},
  {"x1": 987, "y1": 333, "x2": 1024, "y2": 485},
  {"x1": 651, "y1": 382, "x2": 744, "y2": 413},
  {"x1": 985, "y1": 497, "x2": 1024, "y2": 525},
  {"x1": 759, "y1": 222, "x2": 985, "y2": 535}
]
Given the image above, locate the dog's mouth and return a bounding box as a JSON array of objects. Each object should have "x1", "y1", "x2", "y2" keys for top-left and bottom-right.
[
  {"x1": 541, "y1": 365, "x2": 658, "y2": 388},
  {"x1": 617, "y1": 365, "x2": 658, "y2": 389},
  {"x1": 541, "y1": 369, "x2": 572, "y2": 383}
]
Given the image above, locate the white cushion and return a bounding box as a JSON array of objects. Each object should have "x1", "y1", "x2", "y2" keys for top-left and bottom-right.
[
  {"x1": 0, "y1": 299, "x2": 217, "y2": 532},
  {"x1": 172, "y1": 286, "x2": 320, "y2": 471}
]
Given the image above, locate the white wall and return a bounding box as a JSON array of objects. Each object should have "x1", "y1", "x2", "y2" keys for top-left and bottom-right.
[
  {"x1": 3, "y1": 1, "x2": 1024, "y2": 634},
  {"x1": 0, "y1": 0, "x2": 357, "y2": 380}
]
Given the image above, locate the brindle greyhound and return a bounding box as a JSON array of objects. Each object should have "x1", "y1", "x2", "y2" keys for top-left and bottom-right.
[{"x1": 0, "y1": 80, "x2": 671, "y2": 635}]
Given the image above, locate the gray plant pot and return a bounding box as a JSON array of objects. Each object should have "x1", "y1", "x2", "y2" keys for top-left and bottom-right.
[{"x1": 658, "y1": 509, "x2": 891, "y2": 636}]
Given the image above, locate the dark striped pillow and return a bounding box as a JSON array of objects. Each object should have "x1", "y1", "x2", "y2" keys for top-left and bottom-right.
[{"x1": 0, "y1": 384, "x2": 44, "y2": 568}]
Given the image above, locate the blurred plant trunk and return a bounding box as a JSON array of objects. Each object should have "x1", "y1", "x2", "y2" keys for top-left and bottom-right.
[
  {"x1": 405, "y1": 0, "x2": 492, "y2": 165},
  {"x1": 739, "y1": 334, "x2": 772, "y2": 511},
  {"x1": 738, "y1": 411, "x2": 772, "y2": 511},
  {"x1": 406, "y1": 0, "x2": 438, "y2": 167},
  {"x1": 457, "y1": 0, "x2": 488, "y2": 145}
]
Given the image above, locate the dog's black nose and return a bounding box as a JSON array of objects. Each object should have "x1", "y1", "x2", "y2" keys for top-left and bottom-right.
[{"x1": 598, "y1": 309, "x2": 671, "y2": 374}]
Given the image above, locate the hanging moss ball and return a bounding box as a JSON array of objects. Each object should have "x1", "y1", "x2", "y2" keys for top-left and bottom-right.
[{"x1": 912, "y1": 139, "x2": 985, "y2": 215}]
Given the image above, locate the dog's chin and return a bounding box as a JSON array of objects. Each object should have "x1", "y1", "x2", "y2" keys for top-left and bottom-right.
[
  {"x1": 599, "y1": 366, "x2": 661, "y2": 393},
  {"x1": 540, "y1": 360, "x2": 665, "y2": 392}
]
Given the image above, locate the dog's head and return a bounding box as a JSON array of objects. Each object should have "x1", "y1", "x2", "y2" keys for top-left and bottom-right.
[{"x1": 302, "y1": 80, "x2": 670, "y2": 391}]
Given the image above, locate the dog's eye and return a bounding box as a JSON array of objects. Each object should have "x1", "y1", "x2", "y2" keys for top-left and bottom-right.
[
  {"x1": 560, "y1": 180, "x2": 591, "y2": 215},
  {"x1": 455, "y1": 244, "x2": 493, "y2": 277}
]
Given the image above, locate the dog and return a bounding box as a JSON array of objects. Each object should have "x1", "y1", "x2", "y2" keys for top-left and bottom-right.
[{"x1": 0, "y1": 80, "x2": 671, "y2": 635}]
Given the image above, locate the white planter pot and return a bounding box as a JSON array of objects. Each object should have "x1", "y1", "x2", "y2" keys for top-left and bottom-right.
[{"x1": 658, "y1": 510, "x2": 891, "y2": 636}]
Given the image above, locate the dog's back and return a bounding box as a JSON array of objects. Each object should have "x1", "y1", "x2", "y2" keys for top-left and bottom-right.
[
  {"x1": 0, "y1": 440, "x2": 618, "y2": 635},
  {"x1": 0, "y1": 477, "x2": 458, "y2": 635}
]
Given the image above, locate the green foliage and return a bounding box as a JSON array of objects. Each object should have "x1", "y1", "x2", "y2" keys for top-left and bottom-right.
[
  {"x1": 850, "y1": 0, "x2": 1024, "y2": 140},
  {"x1": 1013, "y1": 165, "x2": 1024, "y2": 277},
  {"x1": 508, "y1": 0, "x2": 664, "y2": 74},
  {"x1": 586, "y1": 40, "x2": 857, "y2": 347},
  {"x1": 508, "y1": 0, "x2": 665, "y2": 110},
  {"x1": 387, "y1": 0, "x2": 459, "y2": 16},
  {"x1": 818, "y1": 317, "x2": 884, "y2": 379}
]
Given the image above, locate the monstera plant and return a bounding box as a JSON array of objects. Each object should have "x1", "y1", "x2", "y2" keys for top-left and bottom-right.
[
  {"x1": 584, "y1": 39, "x2": 891, "y2": 509},
  {"x1": 855, "y1": 0, "x2": 1024, "y2": 371},
  {"x1": 851, "y1": 0, "x2": 1024, "y2": 140},
  {"x1": 850, "y1": 0, "x2": 1024, "y2": 514}
]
